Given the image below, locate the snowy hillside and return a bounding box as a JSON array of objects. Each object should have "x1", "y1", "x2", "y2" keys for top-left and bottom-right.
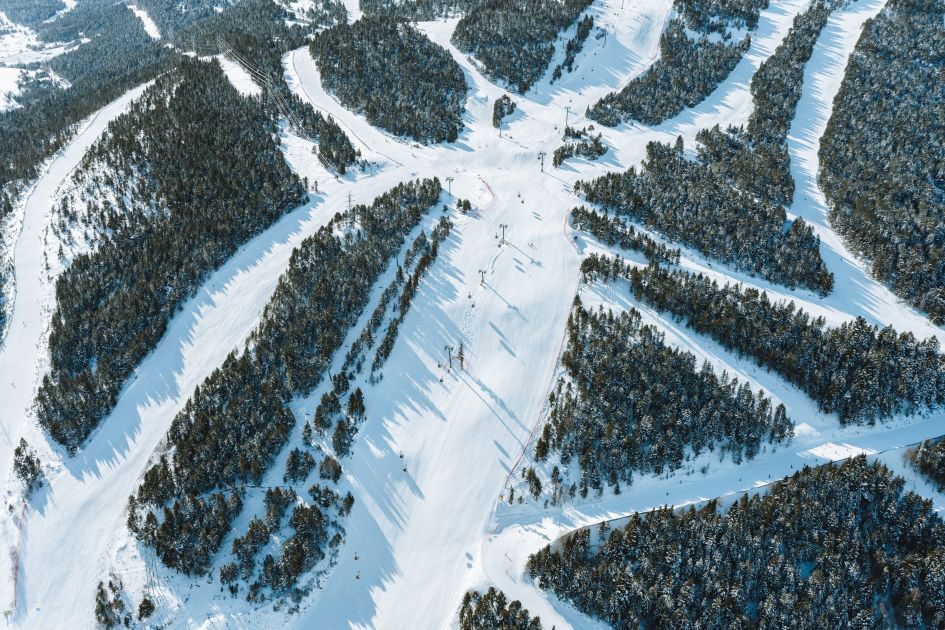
[{"x1": 0, "y1": 0, "x2": 943, "y2": 627}]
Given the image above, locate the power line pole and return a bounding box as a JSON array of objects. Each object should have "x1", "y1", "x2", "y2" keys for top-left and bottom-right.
[
  {"x1": 445, "y1": 176, "x2": 454, "y2": 196},
  {"x1": 499, "y1": 224, "x2": 508, "y2": 244},
  {"x1": 538, "y1": 152, "x2": 546, "y2": 172}
]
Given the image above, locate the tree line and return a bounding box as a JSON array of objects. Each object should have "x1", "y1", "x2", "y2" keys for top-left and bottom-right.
[
  {"x1": 528, "y1": 456, "x2": 945, "y2": 628},
  {"x1": 168, "y1": 0, "x2": 360, "y2": 173},
  {"x1": 452, "y1": 0, "x2": 592, "y2": 93},
  {"x1": 531, "y1": 298, "x2": 792, "y2": 500},
  {"x1": 908, "y1": 438, "x2": 945, "y2": 492},
  {"x1": 587, "y1": 0, "x2": 769, "y2": 126},
  {"x1": 696, "y1": 0, "x2": 847, "y2": 208},
  {"x1": 359, "y1": 0, "x2": 475, "y2": 20},
  {"x1": 128, "y1": 179, "x2": 442, "y2": 576},
  {"x1": 311, "y1": 16, "x2": 467, "y2": 143},
  {"x1": 458, "y1": 588, "x2": 543, "y2": 630},
  {"x1": 570, "y1": 206, "x2": 680, "y2": 265},
  {"x1": 582, "y1": 254, "x2": 945, "y2": 424},
  {"x1": 36, "y1": 57, "x2": 307, "y2": 452},
  {"x1": 575, "y1": 140, "x2": 834, "y2": 294},
  {"x1": 0, "y1": 0, "x2": 65, "y2": 26},
  {"x1": 372, "y1": 216, "x2": 454, "y2": 374},
  {"x1": 819, "y1": 0, "x2": 945, "y2": 323},
  {"x1": 552, "y1": 14, "x2": 594, "y2": 82}
]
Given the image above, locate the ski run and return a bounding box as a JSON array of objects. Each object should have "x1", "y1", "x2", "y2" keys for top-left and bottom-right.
[{"x1": 0, "y1": 0, "x2": 942, "y2": 628}]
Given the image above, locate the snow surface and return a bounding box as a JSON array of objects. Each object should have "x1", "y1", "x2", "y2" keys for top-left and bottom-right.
[
  {"x1": 127, "y1": 5, "x2": 162, "y2": 40},
  {"x1": 0, "y1": 66, "x2": 19, "y2": 111},
  {"x1": 1, "y1": 0, "x2": 943, "y2": 627},
  {"x1": 213, "y1": 54, "x2": 263, "y2": 97},
  {"x1": 341, "y1": 0, "x2": 363, "y2": 22}
]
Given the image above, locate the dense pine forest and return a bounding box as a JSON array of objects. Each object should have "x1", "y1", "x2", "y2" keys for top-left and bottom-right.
[
  {"x1": 459, "y1": 588, "x2": 543, "y2": 630},
  {"x1": 697, "y1": 0, "x2": 845, "y2": 207},
  {"x1": 588, "y1": 0, "x2": 769, "y2": 126},
  {"x1": 820, "y1": 0, "x2": 945, "y2": 323},
  {"x1": 164, "y1": 0, "x2": 359, "y2": 173},
  {"x1": 529, "y1": 457, "x2": 945, "y2": 627},
  {"x1": 137, "y1": 0, "x2": 358, "y2": 172},
  {"x1": 909, "y1": 438, "x2": 945, "y2": 492},
  {"x1": 0, "y1": 0, "x2": 353, "y2": 205},
  {"x1": 0, "y1": 0, "x2": 65, "y2": 26},
  {"x1": 311, "y1": 17, "x2": 467, "y2": 143},
  {"x1": 0, "y1": 2, "x2": 175, "y2": 196},
  {"x1": 531, "y1": 299, "x2": 792, "y2": 499},
  {"x1": 359, "y1": 0, "x2": 476, "y2": 20},
  {"x1": 576, "y1": 141, "x2": 833, "y2": 294},
  {"x1": 570, "y1": 206, "x2": 680, "y2": 265},
  {"x1": 0, "y1": 0, "x2": 357, "y2": 335},
  {"x1": 451, "y1": 0, "x2": 592, "y2": 93},
  {"x1": 129, "y1": 179, "x2": 442, "y2": 577},
  {"x1": 582, "y1": 256, "x2": 945, "y2": 424},
  {"x1": 36, "y1": 58, "x2": 306, "y2": 453}
]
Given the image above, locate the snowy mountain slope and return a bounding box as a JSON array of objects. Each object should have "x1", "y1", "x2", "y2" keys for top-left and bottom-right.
[
  {"x1": 8, "y1": 101, "x2": 437, "y2": 627},
  {"x1": 0, "y1": 10, "x2": 71, "y2": 68},
  {"x1": 0, "y1": 0, "x2": 942, "y2": 627},
  {"x1": 479, "y1": 0, "x2": 945, "y2": 625},
  {"x1": 0, "y1": 81, "x2": 153, "y2": 621},
  {"x1": 0, "y1": 7, "x2": 78, "y2": 111}
]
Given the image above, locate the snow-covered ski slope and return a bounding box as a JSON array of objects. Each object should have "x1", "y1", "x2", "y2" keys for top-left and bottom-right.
[
  {"x1": 1, "y1": 0, "x2": 943, "y2": 627},
  {"x1": 127, "y1": 5, "x2": 162, "y2": 40},
  {"x1": 0, "y1": 81, "x2": 153, "y2": 622}
]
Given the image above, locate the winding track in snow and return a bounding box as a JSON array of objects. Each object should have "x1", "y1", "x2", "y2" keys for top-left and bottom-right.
[{"x1": 0, "y1": 82, "x2": 151, "y2": 467}]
